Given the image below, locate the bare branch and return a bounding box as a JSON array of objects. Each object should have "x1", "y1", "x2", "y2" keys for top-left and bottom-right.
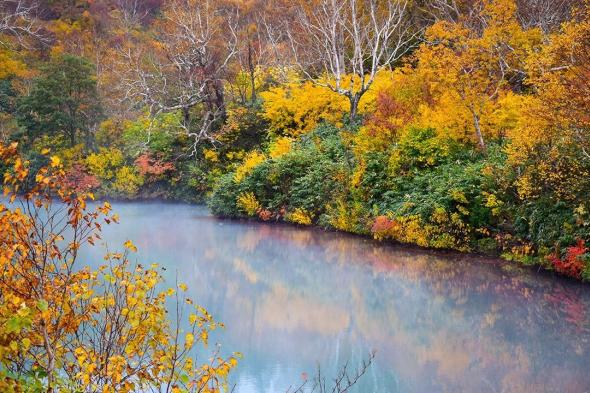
[
  {"x1": 0, "y1": 0, "x2": 45, "y2": 46},
  {"x1": 280, "y1": 0, "x2": 420, "y2": 119},
  {"x1": 289, "y1": 351, "x2": 376, "y2": 393},
  {"x1": 113, "y1": 0, "x2": 239, "y2": 151}
]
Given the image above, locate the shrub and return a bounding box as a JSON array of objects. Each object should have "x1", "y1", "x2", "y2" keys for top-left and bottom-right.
[
  {"x1": 234, "y1": 151, "x2": 266, "y2": 183},
  {"x1": 208, "y1": 172, "x2": 243, "y2": 217},
  {"x1": 287, "y1": 207, "x2": 313, "y2": 225},
  {"x1": 237, "y1": 191, "x2": 261, "y2": 216},
  {"x1": 548, "y1": 240, "x2": 589, "y2": 279},
  {"x1": 260, "y1": 82, "x2": 347, "y2": 137},
  {"x1": 111, "y1": 166, "x2": 144, "y2": 198},
  {"x1": 135, "y1": 153, "x2": 175, "y2": 178},
  {"x1": 121, "y1": 112, "x2": 180, "y2": 156},
  {"x1": 61, "y1": 163, "x2": 100, "y2": 193},
  {"x1": 85, "y1": 147, "x2": 125, "y2": 180},
  {"x1": 208, "y1": 123, "x2": 351, "y2": 223},
  {"x1": 0, "y1": 143, "x2": 239, "y2": 391},
  {"x1": 388, "y1": 127, "x2": 464, "y2": 175}
]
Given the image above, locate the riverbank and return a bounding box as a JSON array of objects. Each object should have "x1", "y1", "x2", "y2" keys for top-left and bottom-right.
[
  {"x1": 208, "y1": 124, "x2": 590, "y2": 282},
  {"x1": 214, "y1": 210, "x2": 587, "y2": 284}
]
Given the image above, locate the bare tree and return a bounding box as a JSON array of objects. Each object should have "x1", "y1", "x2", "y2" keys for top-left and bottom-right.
[
  {"x1": 284, "y1": 0, "x2": 419, "y2": 120},
  {"x1": 112, "y1": 0, "x2": 163, "y2": 29},
  {"x1": 421, "y1": 0, "x2": 575, "y2": 32},
  {"x1": 113, "y1": 0, "x2": 150, "y2": 28},
  {"x1": 516, "y1": 0, "x2": 574, "y2": 33},
  {"x1": 0, "y1": 0, "x2": 43, "y2": 46},
  {"x1": 256, "y1": 9, "x2": 295, "y2": 84},
  {"x1": 418, "y1": 0, "x2": 463, "y2": 22},
  {"x1": 226, "y1": 1, "x2": 266, "y2": 105},
  {"x1": 115, "y1": 0, "x2": 238, "y2": 155}
]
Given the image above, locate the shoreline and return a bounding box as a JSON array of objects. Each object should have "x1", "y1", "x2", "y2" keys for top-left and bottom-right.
[{"x1": 207, "y1": 209, "x2": 587, "y2": 285}]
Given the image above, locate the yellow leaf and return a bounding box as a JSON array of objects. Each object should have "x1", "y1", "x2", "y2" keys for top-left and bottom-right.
[
  {"x1": 185, "y1": 333, "x2": 194, "y2": 348},
  {"x1": 50, "y1": 156, "x2": 61, "y2": 168},
  {"x1": 123, "y1": 240, "x2": 138, "y2": 252},
  {"x1": 22, "y1": 338, "x2": 31, "y2": 350}
]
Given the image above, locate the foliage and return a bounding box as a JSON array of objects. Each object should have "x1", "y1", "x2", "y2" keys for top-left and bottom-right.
[
  {"x1": 286, "y1": 208, "x2": 313, "y2": 226},
  {"x1": 412, "y1": 0, "x2": 542, "y2": 149},
  {"x1": 16, "y1": 54, "x2": 102, "y2": 148},
  {"x1": 111, "y1": 165, "x2": 145, "y2": 197},
  {"x1": 62, "y1": 163, "x2": 101, "y2": 193},
  {"x1": 548, "y1": 240, "x2": 590, "y2": 280},
  {"x1": 260, "y1": 81, "x2": 348, "y2": 137},
  {"x1": 268, "y1": 137, "x2": 293, "y2": 159},
  {"x1": 234, "y1": 151, "x2": 266, "y2": 183},
  {"x1": 0, "y1": 143, "x2": 238, "y2": 392},
  {"x1": 135, "y1": 153, "x2": 175, "y2": 179},
  {"x1": 85, "y1": 147, "x2": 125, "y2": 181},
  {"x1": 237, "y1": 191, "x2": 261, "y2": 216},
  {"x1": 210, "y1": 123, "x2": 351, "y2": 225},
  {"x1": 388, "y1": 128, "x2": 462, "y2": 175},
  {"x1": 121, "y1": 112, "x2": 182, "y2": 157}
]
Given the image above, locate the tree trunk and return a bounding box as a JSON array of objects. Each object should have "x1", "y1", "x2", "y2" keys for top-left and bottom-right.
[
  {"x1": 84, "y1": 126, "x2": 94, "y2": 152},
  {"x1": 182, "y1": 107, "x2": 190, "y2": 129},
  {"x1": 248, "y1": 39, "x2": 256, "y2": 104},
  {"x1": 68, "y1": 127, "x2": 76, "y2": 147},
  {"x1": 349, "y1": 94, "x2": 361, "y2": 121},
  {"x1": 471, "y1": 108, "x2": 486, "y2": 150}
]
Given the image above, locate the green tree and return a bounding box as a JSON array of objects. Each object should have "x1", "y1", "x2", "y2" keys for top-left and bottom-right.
[{"x1": 17, "y1": 54, "x2": 102, "y2": 148}]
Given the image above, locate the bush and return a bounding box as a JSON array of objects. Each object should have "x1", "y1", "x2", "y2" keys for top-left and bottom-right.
[
  {"x1": 208, "y1": 123, "x2": 351, "y2": 223},
  {"x1": 208, "y1": 172, "x2": 243, "y2": 217},
  {"x1": 388, "y1": 127, "x2": 461, "y2": 175}
]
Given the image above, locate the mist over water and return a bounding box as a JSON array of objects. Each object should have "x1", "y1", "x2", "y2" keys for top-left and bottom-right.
[{"x1": 79, "y1": 202, "x2": 590, "y2": 393}]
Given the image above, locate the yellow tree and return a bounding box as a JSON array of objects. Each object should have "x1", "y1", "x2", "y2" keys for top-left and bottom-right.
[
  {"x1": 0, "y1": 143, "x2": 238, "y2": 392},
  {"x1": 416, "y1": 0, "x2": 541, "y2": 149},
  {"x1": 506, "y1": 3, "x2": 590, "y2": 201}
]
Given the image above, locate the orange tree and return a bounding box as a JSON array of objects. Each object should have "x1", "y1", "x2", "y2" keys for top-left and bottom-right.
[{"x1": 0, "y1": 142, "x2": 239, "y2": 392}]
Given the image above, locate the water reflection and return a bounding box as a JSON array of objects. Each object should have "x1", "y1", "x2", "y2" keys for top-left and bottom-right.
[{"x1": 80, "y1": 203, "x2": 590, "y2": 393}]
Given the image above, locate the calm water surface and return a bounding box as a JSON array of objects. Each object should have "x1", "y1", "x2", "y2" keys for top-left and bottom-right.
[{"x1": 80, "y1": 202, "x2": 590, "y2": 393}]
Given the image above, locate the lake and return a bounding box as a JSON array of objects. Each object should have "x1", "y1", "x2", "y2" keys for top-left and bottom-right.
[{"x1": 80, "y1": 202, "x2": 590, "y2": 393}]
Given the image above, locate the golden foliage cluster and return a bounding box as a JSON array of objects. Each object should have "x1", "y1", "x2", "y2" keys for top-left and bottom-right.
[{"x1": 0, "y1": 143, "x2": 239, "y2": 392}]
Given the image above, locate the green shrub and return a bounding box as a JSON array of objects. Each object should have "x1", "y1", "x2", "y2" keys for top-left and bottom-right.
[{"x1": 208, "y1": 123, "x2": 350, "y2": 222}]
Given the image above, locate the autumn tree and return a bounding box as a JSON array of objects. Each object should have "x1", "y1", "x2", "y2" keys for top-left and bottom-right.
[
  {"x1": 283, "y1": 0, "x2": 419, "y2": 120},
  {"x1": 17, "y1": 54, "x2": 103, "y2": 148},
  {"x1": 506, "y1": 3, "x2": 590, "y2": 202},
  {"x1": 531, "y1": 3, "x2": 590, "y2": 150},
  {"x1": 116, "y1": 0, "x2": 238, "y2": 155},
  {"x1": 0, "y1": 142, "x2": 239, "y2": 391},
  {"x1": 415, "y1": 0, "x2": 541, "y2": 149}
]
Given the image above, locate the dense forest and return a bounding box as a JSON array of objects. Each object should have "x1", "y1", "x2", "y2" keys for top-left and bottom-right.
[{"x1": 1, "y1": 0, "x2": 589, "y2": 280}]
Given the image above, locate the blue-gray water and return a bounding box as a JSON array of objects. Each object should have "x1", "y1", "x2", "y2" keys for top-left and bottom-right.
[{"x1": 79, "y1": 202, "x2": 590, "y2": 393}]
